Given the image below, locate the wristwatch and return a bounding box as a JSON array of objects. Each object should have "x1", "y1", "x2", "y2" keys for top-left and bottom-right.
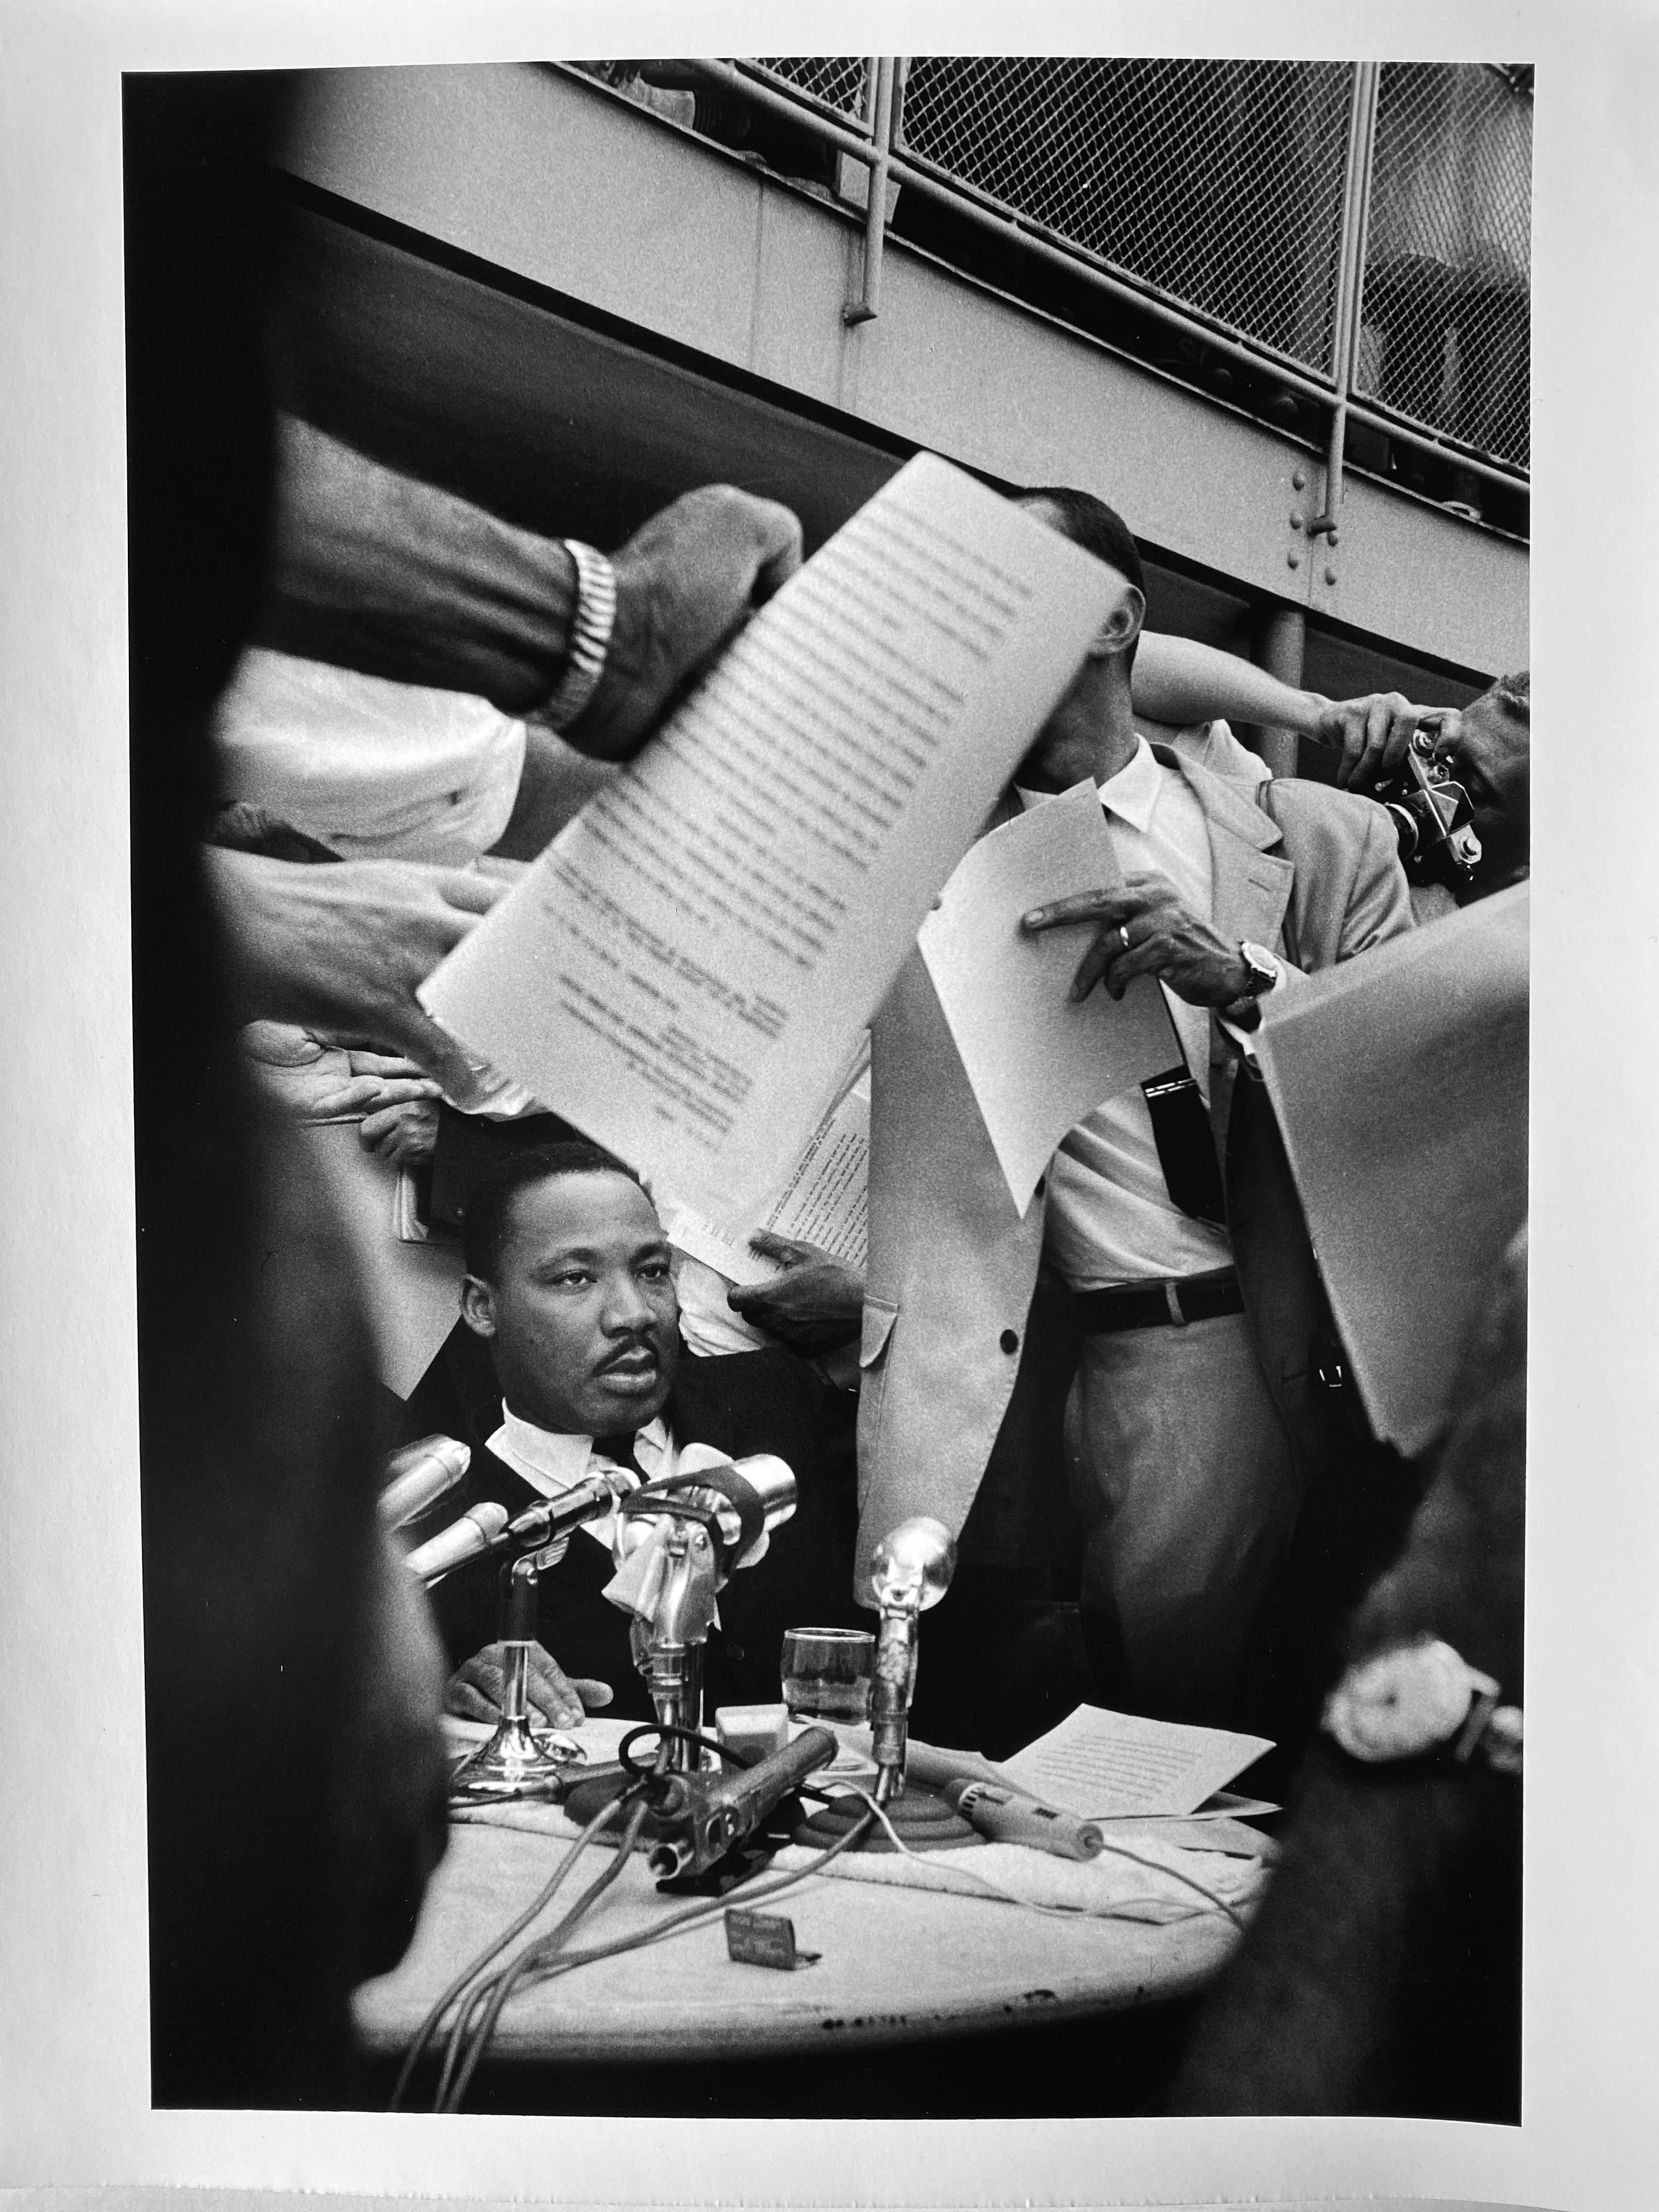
[
  {"x1": 1237, "y1": 940, "x2": 1282, "y2": 998},
  {"x1": 1227, "y1": 940, "x2": 1282, "y2": 1029},
  {"x1": 535, "y1": 539, "x2": 618, "y2": 732}
]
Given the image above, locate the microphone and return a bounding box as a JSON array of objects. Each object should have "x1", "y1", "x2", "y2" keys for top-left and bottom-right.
[
  {"x1": 378, "y1": 1435, "x2": 471, "y2": 1531},
  {"x1": 405, "y1": 1502, "x2": 510, "y2": 1584},
  {"x1": 499, "y1": 1470, "x2": 630, "y2": 1558},
  {"x1": 861, "y1": 1516, "x2": 956, "y2": 1799},
  {"x1": 645, "y1": 1725, "x2": 838, "y2": 1879}
]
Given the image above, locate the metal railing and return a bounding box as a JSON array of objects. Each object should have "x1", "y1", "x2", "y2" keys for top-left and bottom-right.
[
  {"x1": 637, "y1": 55, "x2": 1530, "y2": 527},
  {"x1": 1355, "y1": 61, "x2": 1531, "y2": 472}
]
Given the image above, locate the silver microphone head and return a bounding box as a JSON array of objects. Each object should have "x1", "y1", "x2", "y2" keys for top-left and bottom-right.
[
  {"x1": 730, "y1": 1453, "x2": 797, "y2": 1533},
  {"x1": 377, "y1": 1435, "x2": 471, "y2": 1530},
  {"x1": 862, "y1": 1515, "x2": 956, "y2": 1614}
]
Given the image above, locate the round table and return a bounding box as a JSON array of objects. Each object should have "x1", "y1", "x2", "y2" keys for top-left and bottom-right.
[{"x1": 355, "y1": 1723, "x2": 1249, "y2": 2079}]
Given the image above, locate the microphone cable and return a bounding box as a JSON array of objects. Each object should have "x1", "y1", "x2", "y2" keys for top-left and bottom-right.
[
  {"x1": 390, "y1": 1776, "x2": 652, "y2": 2111},
  {"x1": 838, "y1": 1784, "x2": 1253, "y2": 1933},
  {"x1": 437, "y1": 1722, "x2": 851, "y2": 2108}
]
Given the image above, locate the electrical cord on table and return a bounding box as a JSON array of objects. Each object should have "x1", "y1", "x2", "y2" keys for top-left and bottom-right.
[
  {"x1": 390, "y1": 1780, "x2": 649, "y2": 2110},
  {"x1": 835, "y1": 1785, "x2": 1252, "y2": 1933},
  {"x1": 440, "y1": 1785, "x2": 656, "y2": 2109},
  {"x1": 444, "y1": 1799, "x2": 880, "y2": 2050},
  {"x1": 435, "y1": 1723, "x2": 864, "y2": 2105}
]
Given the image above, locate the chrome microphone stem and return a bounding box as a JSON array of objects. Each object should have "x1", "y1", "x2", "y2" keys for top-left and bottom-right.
[{"x1": 870, "y1": 1605, "x2": 918, "y2": 1798}]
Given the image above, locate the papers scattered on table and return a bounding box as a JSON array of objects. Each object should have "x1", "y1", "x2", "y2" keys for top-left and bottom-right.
[
  {"x1": 421, "y1": 453, "x2": 1117, "y2": 1225},
  {"x1": 1254, "y1": 879, "x2": 1528, "y2": 1456},
  {"x1": 918, "y1": 780, "x2": 1178, "y2": 1212},
  {"x1": 995, "y1": 1703, "x2": 1272, "y2": 1820}
]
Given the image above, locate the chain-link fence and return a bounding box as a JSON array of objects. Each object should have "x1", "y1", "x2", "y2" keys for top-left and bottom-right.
[
  {"x1": 664, "y1": 55, "x2": 1531, "y2": 479},
  {"x1": 748, "y1": 57, "x2": 873, "y2": 124},
  {"x1": 898, "y1": 59, "x2": 1356, "y2": 374},
  {"x1": 1353, "y1": 63, "x2": 1531, "y2": 469}
]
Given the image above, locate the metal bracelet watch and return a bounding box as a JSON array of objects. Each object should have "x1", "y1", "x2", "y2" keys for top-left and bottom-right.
[
  {"x1": 534, "y1": 538, "x2": 618, "y2": 732},
  {"x1": 1237, "y1": 939, "x2": 1282, "y2": 997},
  {"x1": 1224, "y1": 939, "x2": 1282, "y2": 1028}
]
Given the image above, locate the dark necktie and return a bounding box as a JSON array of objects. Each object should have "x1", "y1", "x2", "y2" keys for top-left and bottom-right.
[{"x1": 590, "y1": 1431, "x2": 646, "y2": 1480}]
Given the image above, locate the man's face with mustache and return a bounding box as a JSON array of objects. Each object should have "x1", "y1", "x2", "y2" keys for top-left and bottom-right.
[{"x1": 463, "y1": 1170, "x2": 680, "y2": 1436}]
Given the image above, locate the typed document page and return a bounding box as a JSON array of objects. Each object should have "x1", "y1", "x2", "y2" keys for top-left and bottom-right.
[
  {"x1": 421, "y1": 455, "x2": 1117, "y2": 1223},
  {"x1": 662, "y1": 1068, "x2": 872, "y2": 1291},
  {"x1": 997, "y1": 1703, "x2": 1272, "y2": 1819},
  {"x1": 918, "y1": 779, "x2": 1179, "y2": 1212}
]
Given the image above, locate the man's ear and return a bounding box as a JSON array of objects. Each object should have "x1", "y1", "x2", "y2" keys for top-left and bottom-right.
[
  {"x1": 1087, "y1": 582, "x2": 1146, "y2": 662},
  {"x1": 460, "y1": 1275, "x2": 498, "y2": 1340}
]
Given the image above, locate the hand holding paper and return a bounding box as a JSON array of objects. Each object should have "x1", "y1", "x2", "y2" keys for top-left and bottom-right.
[
  {"x1": 918, "y1": 782, "x2": 1177, "y2": 1211},
  {"x1": 419, "y1": 456, "x2": 1117, "y2": 1223}
]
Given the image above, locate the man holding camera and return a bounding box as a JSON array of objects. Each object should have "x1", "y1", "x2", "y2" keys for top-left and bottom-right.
[
  {"x1": 1283, "y1": 667, "x2": 1531, "y2": 915},
  {"x1": 856, "y1": 486, "x2": 1417, "y2": 1732}
]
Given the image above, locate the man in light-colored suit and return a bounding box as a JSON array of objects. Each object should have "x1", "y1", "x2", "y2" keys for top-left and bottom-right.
[{"x1": 857, "y1": 487, "x2": 1415, "y2": 1729}]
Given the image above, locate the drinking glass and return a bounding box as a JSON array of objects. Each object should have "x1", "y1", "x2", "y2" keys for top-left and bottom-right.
[{"x1": 780, "y1": 1626, "x2": 876, "y2": 1723}]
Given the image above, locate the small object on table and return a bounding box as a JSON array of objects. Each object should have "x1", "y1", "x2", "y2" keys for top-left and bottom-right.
[
  {"x1": 716, "y1": 1702, "x2": 792, "y2": 1764},
  {"x1": 942, "y1": 1778, "x2": 1105, "y2": 1861},
  {"x1": 781, "y1": 1626, "x2": 876, "y2": 1723},
  {"x1": 724, "y1": 1908, "x2": 820, "y2": 1971}
]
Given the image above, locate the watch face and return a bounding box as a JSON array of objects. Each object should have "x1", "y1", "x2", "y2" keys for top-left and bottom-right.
[{"x1": 1240, "y1": 943, "x2": 1278, "y2": 995}]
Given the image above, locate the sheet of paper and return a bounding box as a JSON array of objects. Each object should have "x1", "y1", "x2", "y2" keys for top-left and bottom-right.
[
  {"x1": 1254, "y1": 880, "x2": 1528, "y2": 1457},
  {"x1": 663, "y1": 1070, "x2": 871, "y2": 1290},
  {"x1": 995, "y1": 1702, "x2": 1272, "y2": 1819},
  {"x1": 917, "y1": 780, "x2": 1178, "y2": 1212},
  {"x1": 421, "y1": 453, "x2": 1118, "y2": 1224}
]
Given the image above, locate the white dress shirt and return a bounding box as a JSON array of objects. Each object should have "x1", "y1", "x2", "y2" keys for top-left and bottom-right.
[
  {"x1": 487, "y1": 1408, "x2": 675, "y2": 1549},
  {"x1": 1032, "y1": 736, "x2": 1237, "y2": 1289}
]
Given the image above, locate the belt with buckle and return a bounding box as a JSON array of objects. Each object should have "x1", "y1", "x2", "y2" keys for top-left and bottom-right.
[{"x1": 1074, "y1": 1268, "x2": 1244, "y2": 1334}]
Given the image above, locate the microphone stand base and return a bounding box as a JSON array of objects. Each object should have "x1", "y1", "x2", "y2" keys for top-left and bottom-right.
[
  {"x1": 449, "y1": 1717, "x2": 584, "y2": 1806},
  {"x1": 793, "y1": 1786, "x2": 981, "y2": 1854}
]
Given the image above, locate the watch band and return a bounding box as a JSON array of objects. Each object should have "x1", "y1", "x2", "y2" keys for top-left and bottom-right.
[{"x1": 535, "y1": 539, "x2": 617, "y2": 732}]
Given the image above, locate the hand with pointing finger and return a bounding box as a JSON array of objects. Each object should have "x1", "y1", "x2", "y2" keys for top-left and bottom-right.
[{"x1": 1022, "y1": 870, "x2": 1251, "y2": 1008}]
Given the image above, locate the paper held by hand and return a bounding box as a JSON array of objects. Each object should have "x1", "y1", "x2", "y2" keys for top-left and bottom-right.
[
  {"x1": 419, "y1": 454, "x2": 1118, "y2": 1226},
  {"x1": 918, "y1": 781, "x2": 1178, "y2": 1213},
  {"x1": 1253, "y1": 880, "x2": 1528, "y2": 1457},
  {"x1": 662, "y1": 1065, "x2": 871, "y2": 1290},
  {"x1": 994, "y1": 1702, "x2": 1272, "y2": 1819}
]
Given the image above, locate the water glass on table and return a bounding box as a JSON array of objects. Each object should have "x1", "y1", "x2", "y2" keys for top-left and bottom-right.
[{"x1": 780, "y1": 1626, "x2": 876, "y2": 1724}]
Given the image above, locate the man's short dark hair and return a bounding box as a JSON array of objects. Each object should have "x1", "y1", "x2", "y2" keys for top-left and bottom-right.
[
  {"x1": 461, "y1": 1141, "x2": 646, "y2": 1280},
  {"x1": 1018, "y1": 486, "x2": 1146, "y2": 670},
  {"x1": 1488, "y1": 668, "x2": 1530, "y2": 723}
]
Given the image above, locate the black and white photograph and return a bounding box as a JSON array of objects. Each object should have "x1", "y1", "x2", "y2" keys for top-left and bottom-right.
[
  {"x1": 124, "y1": 50, "x2": 1530, "y2": 2121},
  {"x1": 5, "y1": 6, "x2": 1656, "y2": 2208}
]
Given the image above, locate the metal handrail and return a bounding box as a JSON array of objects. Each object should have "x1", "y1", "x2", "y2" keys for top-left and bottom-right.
[{"x1": 613, "y1": 57, "x2": 1529, "y2": 499}]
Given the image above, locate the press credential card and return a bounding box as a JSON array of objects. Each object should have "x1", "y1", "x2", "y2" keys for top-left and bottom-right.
[{"x1": 996, "y1": 1702, "x2": 1272, "y2": 1818}]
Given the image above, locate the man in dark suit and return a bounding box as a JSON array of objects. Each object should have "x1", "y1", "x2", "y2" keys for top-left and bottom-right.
[{"x1": 405, "y1": 1141, "x2": 862, "y2": 1727}]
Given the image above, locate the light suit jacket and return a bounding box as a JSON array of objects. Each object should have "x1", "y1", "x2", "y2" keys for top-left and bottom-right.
[{"x1": 854, "y1": 748, "x2": 1415, "y2": 1577}]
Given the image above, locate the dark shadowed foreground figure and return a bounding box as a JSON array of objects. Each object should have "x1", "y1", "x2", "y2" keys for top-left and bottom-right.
[
  {"x1": 130, "y1": 78, "x2": 453, "y2": 2105},
  {"x1": 1170, "y1": 1226, "x2": 1525, "y2": 2121}
]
